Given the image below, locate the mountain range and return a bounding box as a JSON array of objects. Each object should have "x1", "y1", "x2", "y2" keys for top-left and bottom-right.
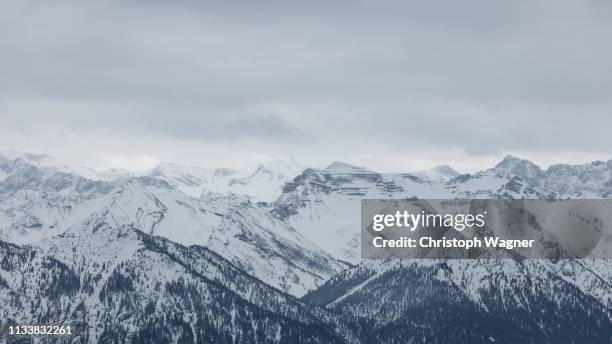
[{"x1": 0, "y1": 150, "x2": 611, "y2": 343}]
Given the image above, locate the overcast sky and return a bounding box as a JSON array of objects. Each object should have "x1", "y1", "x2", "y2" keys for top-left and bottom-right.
[{"x1": 1, "y1": 0, "x2": 612, "y2": 173}]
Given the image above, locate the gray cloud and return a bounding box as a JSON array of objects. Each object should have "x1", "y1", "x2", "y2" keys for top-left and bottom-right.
[{"x1": 1, "y1": 0, "x2": 611, "y2": 172}]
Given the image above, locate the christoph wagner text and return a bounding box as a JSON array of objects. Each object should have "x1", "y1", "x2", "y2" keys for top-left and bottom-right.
[{"x1": 372, "y1": 236, "x2": 535, "y2": 250}]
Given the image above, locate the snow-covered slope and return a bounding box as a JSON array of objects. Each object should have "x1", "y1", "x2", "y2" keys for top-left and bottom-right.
[
  {"x1": 0, "y1": 222, "x2": 357, "y2": 343},
  {"x1": 0, "y1": 154, "x2": 115, "y2": 243},
  {"x1": 91, "y1": 179, "x2": 347, "y2": 296}
]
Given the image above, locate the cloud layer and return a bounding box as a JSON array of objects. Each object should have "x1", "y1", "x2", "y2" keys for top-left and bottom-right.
[{"x1": 1, "y1": 1, "x2": 611, "y2": 172}]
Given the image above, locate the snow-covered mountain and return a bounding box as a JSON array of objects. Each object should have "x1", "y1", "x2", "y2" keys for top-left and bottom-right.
[
  {"x1": 272, "y1": 158, "x2": 556, "y2": 263},
  {"x1": 0, "y1": 150, "x2": 133, "y2": 181},
  {"x1": 0, "y1": 153, "x2": 115, "y2": 243},
  {"x1": 1, "y1": 150, "x2": 612, "y2": 343},
  {"x1": 146, "y1": 159, "x2": 303, "y2": 202},
  {"x1": 0, "y1": 153, "x2": 343, "y2": 296},
  {"x1": 491, "y1": 155, "x2": 612, "y2": 198},
  {"x1": 272, "y1": 162, "x2": 452, "y2": 262}
]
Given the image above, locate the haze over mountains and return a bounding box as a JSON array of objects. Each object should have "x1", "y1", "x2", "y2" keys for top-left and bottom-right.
[{"x1": 1, "y1": 150, "x2": 611, "y2": 343}]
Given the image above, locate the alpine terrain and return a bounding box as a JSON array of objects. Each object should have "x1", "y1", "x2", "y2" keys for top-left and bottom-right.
[{"x1": 0, "y1": 150, "x2": 611, "y2": 343}]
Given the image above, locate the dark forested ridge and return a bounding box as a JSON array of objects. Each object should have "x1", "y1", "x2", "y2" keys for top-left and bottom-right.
[
  {"x1": 2, "y1": 232, "x2": 611, "y2": 343},
  {"x1": 304, "y1": 260, "x2": 612, "y2": 344},
  {"x1": 0, "y1": 228, "x2": 349, "y2": 344}
]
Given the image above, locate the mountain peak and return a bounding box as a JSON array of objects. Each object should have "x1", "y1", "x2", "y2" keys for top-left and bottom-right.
[
  {"x1": 432, "y1": 165, "x2": 459, "y2": 175},
  {"x1": 412, "y1": 165, "x2": 460, "y2": 183},
  {"x1": 496, "y1": 154, "x2": 521, "y2": 165},
  {"x1": 494, "y1": 155, "x2": 542, "y2": 180},
  {"x1": 321, "y1": 161, "x2": 368, "y2": 174},
  {"x1": 495, "y1": 155, "x2": 539, "y2": 168}
]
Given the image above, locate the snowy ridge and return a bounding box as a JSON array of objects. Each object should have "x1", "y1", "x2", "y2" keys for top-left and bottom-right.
[
  {"x1": 0, "y1": 155, "x2": 344, "y2": 296},
  {"x1": 273, "y1": 158, "x2": 555, "y2": 263},
  {"x1": 147, "y1": 159, "x2": 302, "y2": 202},
  {"x1": 0, "y1": 150, "x2": 133, "y2": 181}
]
